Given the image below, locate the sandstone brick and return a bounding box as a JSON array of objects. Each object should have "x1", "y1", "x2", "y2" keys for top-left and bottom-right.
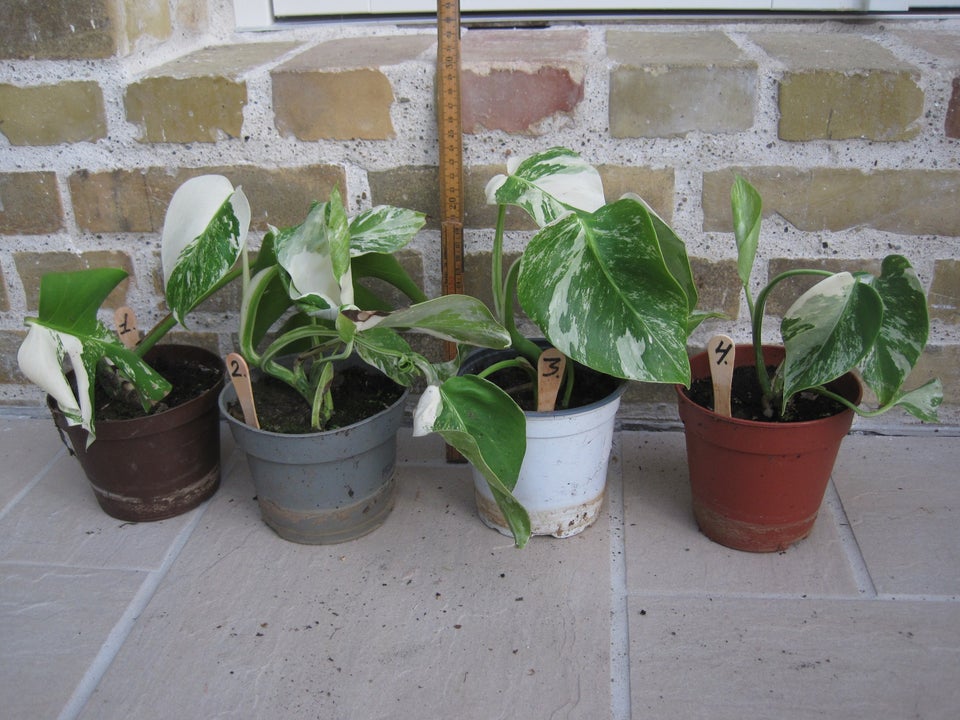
[
  {"x1": 0, "y1": 0, "x2": 170, "y2": 60},
  {"x1": 0, "y1": 330, "x2": 28, "y2": 384},
  {"x1": 765, "y1": 257, "x2": 883, "y2": 317},
  {"x1": 461, "y1": 29, "x2": 586, "y2": 134},
  {"x1": 690, "y1": 257, "x2": 741, "y2": 320},
  {"x1": 608, "y1": 31, "x2": 756, "y2": 138},
  {"x1": 0, "y1": 82, "x2": 106, "y2": 145},
  {"x1": 70, "y1": 165, "x2": 346, "y2": 233},
  {"x1": 0, "y1": 172, "x2": 63, "y2": 234},
  {"x1": 368, "y1": 166, "x2": 439, "y2": 228},
  {"x1": 947, "y1": 78, "x2": 960, "y2": 140},
  {"x1": 751, "y1": 33, "x2": 923, "y2": 141},
  {"x1": 928, "y1": 259, "x2": 960, "y2": 324},
  {"x1": 272, "y1": 36, "x2": 431, "y2": 141},
  {"x1": 126, "y1": 43, "x2": 299, "y2": 143},
  {"x1": 703, "y1": 168, "x2": 960, "y2": 236},
  {"x1": 463, "y1": 250, "x2": 522, "y2": 318},
  {"x1": 15, "y1": 251, "x2": 134, "y2": 312}
]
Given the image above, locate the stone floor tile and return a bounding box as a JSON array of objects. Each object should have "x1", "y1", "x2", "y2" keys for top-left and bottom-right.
[
  {"x1": 0, "y1": 417, "x2": 66, "y2": 511},
  {"x1": 627, "y1": 595, "x2": 960, "y2": 720},
  {"x1": 0, "y1": 564, "x2": 147, "y2": 720},
  {"x1": 621, "y1": 432, "x2": 860, "y2": 597},
  {"x1": 832, "y1": 435, "x2": 960, "y2": 597},
  {"x1": 76, "y1": 455, "x2": 613, "y2": 719},
  {"x1": 0, "y1": 425, "x2": 235, "y2": 571}
]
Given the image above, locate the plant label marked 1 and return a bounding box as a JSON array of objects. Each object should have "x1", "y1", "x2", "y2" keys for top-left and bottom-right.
[
  {"x1": 114, "y1": 306, "x2": 139, "y2": 349},
  {"x1": 707, "y1": 334, "x2": 735, "y2": 417},
  {"x1": 537, "y1": 347, "x2": 566, "y2": 412},
  {"x1": 226, "y1": 352, "x2": 260, "y2": 429}
]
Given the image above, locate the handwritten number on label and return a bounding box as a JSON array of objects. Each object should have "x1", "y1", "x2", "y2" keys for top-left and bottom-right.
[
  {"x1": 713, "y1": 338, "x2": 733, "y2": 366},
  {"x1": 541, "y1": 356, "x2": 563, "y2": 378}
]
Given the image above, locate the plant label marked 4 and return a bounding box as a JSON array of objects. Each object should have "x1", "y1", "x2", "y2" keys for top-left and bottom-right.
[
  {"x1": 707, "y1": 334, "x2": 735, "y2": 417},
  {"x1": 226, "y1": 352, "x2": 260, "y2": 429},
  {"x1": 537, "y1": 347, "x2": 566, "y2": 412},
  {"x1": 114, "y1": 306, "x2": 139, "y2": 349}
]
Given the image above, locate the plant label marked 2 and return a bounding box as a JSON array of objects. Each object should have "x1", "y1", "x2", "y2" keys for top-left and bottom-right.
[
  {"x1": 226, "y1": 352, "x2": 260, "y2": 429},
  {"x1": 707, "y1": 334, "x2": 735, "y2": 417},
  {"x1": 537, "y1": 347, "x2": 566, "y2": 412},
  {"x1": 114, "y1": 306, "x2": 139, "y2": 349}
]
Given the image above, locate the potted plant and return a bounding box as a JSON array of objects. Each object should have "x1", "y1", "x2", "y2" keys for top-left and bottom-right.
[
  {"x1": 215, "y1": 185, "x2": 523, "y2": 545},
  {"x1": 415, "y1": 147, "x2": 709, "y2": 540},
  {"x1": 16, "y1": 175, "x2": 250, "y2": 521},
  {"x1": 675, "y1": 175, "x2": 943, "y2": 552}
]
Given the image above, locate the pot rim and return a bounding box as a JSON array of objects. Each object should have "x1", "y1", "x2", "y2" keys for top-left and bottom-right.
[{"x1": 674, "y1": 343, "x2": 862, "y2": 430}]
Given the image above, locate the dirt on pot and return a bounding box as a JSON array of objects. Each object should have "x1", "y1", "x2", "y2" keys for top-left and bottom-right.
[
  {"x1": 227, "y1": 366, "x2": 404, "y2": 434},
  {"x1": 685, "y1": 365, "x2": 846, "y2": 423}
]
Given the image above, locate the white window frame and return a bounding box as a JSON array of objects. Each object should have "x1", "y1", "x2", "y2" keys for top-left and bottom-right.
[{"x1": 234, "y1": 0, "x2": 955, "y2": 30}]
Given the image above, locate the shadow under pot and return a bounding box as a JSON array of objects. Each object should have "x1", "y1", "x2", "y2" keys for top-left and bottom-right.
[{"x1": 49, "y1": 344, "x2": 225, "y2": 522}]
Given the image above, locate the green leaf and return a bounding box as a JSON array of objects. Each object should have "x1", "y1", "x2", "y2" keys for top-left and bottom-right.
[
  {"x1": 646, "y1": 206, "x2": 699, "y2": 316},
  {"x1": 352, "y1": 252, "x2": 429, "y2": 306},
  {"x1": 348, "y1": 206, "x2": 426, "y2": 255},
  {"x1": 18, "y1": 269, "x2": 170, "y2": 440},
  {"x1": 731, "y1": 175, "x2": 762, "y2": 290},
  {"x1": 517, "y1": 197, "x2": 691, "y2": 383},
  {"x1": 886, "y1": 378, "x2": 942, "y2": 422},
  {"x1": 162, "y1": 176, "x2": 249, "y2": 325},
  {"x1": 858, "y1": 255, "x2": 930, "y2": 407},
  {"x1": 368, "y1": 295, "x2": 511, "y2": 348},
  {"x1": 354, "y1": 327, "x2": 423, "y2": 387},
  {"x1": 780, "y1": 272, "x2": 883, "y2": 408},
  {"x1": 413, "y1": 377, "x2": 530, "y2": 547},
  {"x1": 487, "y1": 147, "x2": 605, "y2": 226}
]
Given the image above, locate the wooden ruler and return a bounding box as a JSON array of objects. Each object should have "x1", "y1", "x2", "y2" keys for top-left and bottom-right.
[
  {"x1": 437, "y1": 1, "x2": 466, "y2": 462},
  {"x1": 437, "y1": 0, "x2": 464, "y2": 359}
]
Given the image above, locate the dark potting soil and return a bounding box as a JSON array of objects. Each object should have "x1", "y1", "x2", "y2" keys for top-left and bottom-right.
[
  {"x1": 481, "y1": 361, "x2": 621, "y2": 412},
  {"x1": 94, "y1": 358, "x2": 222, "y2": 422},
  {"x1": 227, "y1": 366, "x2": 405, "y2": 434},
  {"x1": 685, "y1": 364, "x2": 846, "y2": 423}
]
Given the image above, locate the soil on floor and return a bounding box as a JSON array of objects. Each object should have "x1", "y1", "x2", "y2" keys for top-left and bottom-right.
[
  {"x1": 227, "y1": 366, "x2": 404, "y2": 434},
  {"x1": 685, "y1": 364, "x2": 846, "y2": 423}
]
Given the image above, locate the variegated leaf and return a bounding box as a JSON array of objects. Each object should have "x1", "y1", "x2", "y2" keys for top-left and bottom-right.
[
  {"x1": 366, "y1": 295, "x2": 511, "y2": 348},
  {"x1": 354, "y1": 327, "x2": 424, "y2": 387},
  {"x1": 858, "y1": 255, "x2": 930, "y2": 407},
  {"x1": 781, "y1": 272, "x2": 883, "y2": 407},
  {"x1": 413, "y1": 376, "x2": 530, "y2": 547},
  {"x1": 348, "y1": 206, "x2": 426, "y2": 255},
  {"x1": 162, "y1": 175, "x2": 250, "y2": 325},
  {"x1": 486, "y1": 147, "x2": 605, "y2": 226},
  {"x1": 887, "y1": 378, "x2": 942, "y2": 423},
  {"x1": 517, "y1": 197, "x2": 691, "y2": 383}
]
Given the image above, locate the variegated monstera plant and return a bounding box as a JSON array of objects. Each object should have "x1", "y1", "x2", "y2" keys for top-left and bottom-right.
[
  {"x1": 414, "y1": 147, "x2": 709, "y2": 544},
  {"x1": 729, "y1": 175, "x2": 942, "y2": 421},
  {"x1": 17, "y1": 175, "x2": 251, "y2": 444}
]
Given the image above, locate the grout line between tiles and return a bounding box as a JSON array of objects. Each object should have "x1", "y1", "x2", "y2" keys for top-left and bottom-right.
[
  {"x1": 608, "y1": 436, "x2": 632, "y2": 720},
  {"x1": 56, "y1": 501, "x2": 211, "y2": 720},
  {"x1": 824, "y1": 479, "x2": 878, "y2": 599},
  {"x1": 0, "y1": 445, "x2": 66, "y2": 522}
]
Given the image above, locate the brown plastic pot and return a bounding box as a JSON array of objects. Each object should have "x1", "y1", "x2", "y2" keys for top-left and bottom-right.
[
  {"x1": 674, "y1": 344, "x2": 861, "y2": 553},
  {"x1": 49, "y1": 344, "x2": 225, "y2": 522}
]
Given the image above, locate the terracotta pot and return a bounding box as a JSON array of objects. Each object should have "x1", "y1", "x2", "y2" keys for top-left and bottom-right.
[
  {"x1": 674, "y1": 344, "x2": 861, "y2": 553},
  {"x1": 50, "y1": 344, "x2": 225, "y2": 522}
]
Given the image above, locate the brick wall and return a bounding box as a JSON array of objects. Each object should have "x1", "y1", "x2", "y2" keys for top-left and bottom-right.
[{"x1": 1, "y1": 2, "x2": 957, "y2": 429}]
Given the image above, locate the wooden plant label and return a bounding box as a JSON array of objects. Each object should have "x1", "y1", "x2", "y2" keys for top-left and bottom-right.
[
  {"x1": 707, "y1": 334, "x2": 735, "y2": 418},
  {"x1": 114, "y1": 306, "x2": 140, "y2": 349},
  {"x1": 225, "y1": 352, "x2": 260, "y2": 429},
  {"x1": 537, "y1": 347, "x2": 566, "y2": 413}
]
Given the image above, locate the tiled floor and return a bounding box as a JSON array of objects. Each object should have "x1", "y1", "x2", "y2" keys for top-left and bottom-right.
[{"x1": 1, "y1": 411, "x2": 958, "y2": 719}]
